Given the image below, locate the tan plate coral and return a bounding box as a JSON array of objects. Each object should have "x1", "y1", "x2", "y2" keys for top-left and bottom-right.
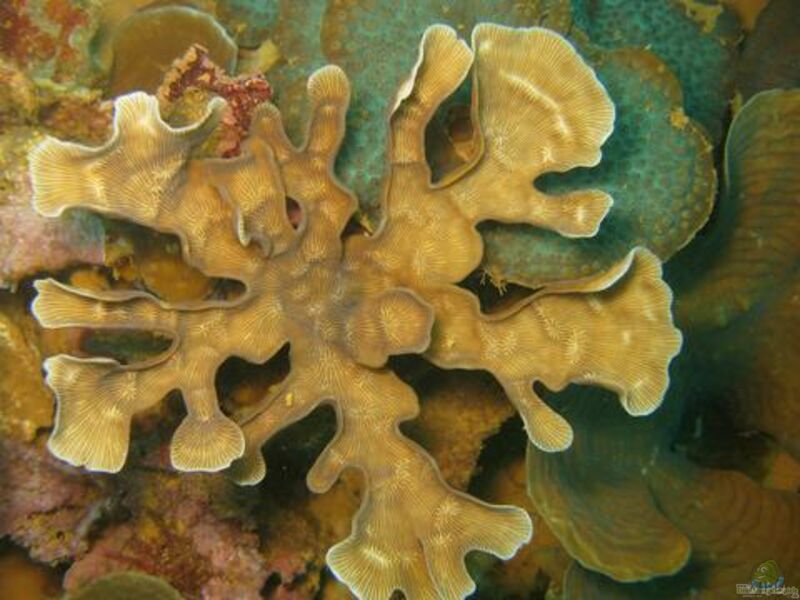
[{"x1": 29, "y1": 24, "x2": 682, "y2": 599}]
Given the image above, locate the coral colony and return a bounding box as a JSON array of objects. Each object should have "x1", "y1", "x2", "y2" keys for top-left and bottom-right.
[{"x1": 30, "y1": 24, "x2": 680, "y2": 598}]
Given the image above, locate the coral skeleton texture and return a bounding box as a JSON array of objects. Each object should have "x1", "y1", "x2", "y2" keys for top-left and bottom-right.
[{"x1": 29, "y1": 24, "x2": 681, "y2": 599}]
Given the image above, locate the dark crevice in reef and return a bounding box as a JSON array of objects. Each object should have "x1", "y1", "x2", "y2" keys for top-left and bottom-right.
[
  {"x1": 0, "y1": 538, "x2": 66, "y2": 596},
  {"x1": 285, "y1": 196, "x2": 302, "y2": 230},
  {"x1": 458, "y1": 267, "x2": 539, "y2": 315},
  {"x1": 103, "y1": 219, "x2": 247, "y2": 302},
  {"x1": 467, "y1": 413, "x2": 526, "y2": 500},
  {"x1": 424, "y1": 73, "x2": 476, "y2": 185},
  {"x1": 80, "y1": 328, "x2": 173, "y2": 365},
  {"x1": 216, "y1": 344, "x2": 292, "y2": 418}
]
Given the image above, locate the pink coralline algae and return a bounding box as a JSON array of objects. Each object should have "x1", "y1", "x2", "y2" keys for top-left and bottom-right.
[
  {"x1": 63, "y1": 471, "x2": 269, "y2": 600},
  {"x1": 157, "y1": 44, "x2": 273, "y2": 158},
  {"x1": 0, "y1": 129, "x2": 104, "y2": 289},
  {"x1": 0, "y1": 437, "x2": 105, "y2": 564},
  {"x1": 0, "y1": 0, "x2": 97, "y2": 84}
]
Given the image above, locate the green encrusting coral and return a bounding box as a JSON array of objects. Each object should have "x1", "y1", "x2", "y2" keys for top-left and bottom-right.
[
  {"x1": 215, "y1": 0, "x2": 279, "y2": 48},
  {"x1": 482, "y1": 45, "x2": 715, "y2": 287},
  {"x1": 319, "y1": 0, "x2": 571, "y2": 219},
  {"x1": 570, "y1": 0, "x2": 741, "y2": 143}
]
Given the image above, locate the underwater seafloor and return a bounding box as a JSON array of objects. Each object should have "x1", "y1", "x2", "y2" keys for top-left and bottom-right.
[{"x1": 0, "y1": 0, "x2": 799, "y2": 599}]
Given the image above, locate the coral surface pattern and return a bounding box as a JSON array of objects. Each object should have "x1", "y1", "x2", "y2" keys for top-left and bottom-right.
[{"x1": 30, "y1": 24, "x2": 681, "y2": 599}]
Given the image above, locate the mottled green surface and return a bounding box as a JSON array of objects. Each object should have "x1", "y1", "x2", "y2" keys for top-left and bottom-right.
[
  {"x1": 482, "y1": 47, "x2": 715, "y2": 287},
  {"x1": 217, "y1": 0, "x2": 279, "y2": 47},
  {"x1": 571, "y1": 0, "x2": 741, "y2": 143},
  {"x1": 262, "y1": 0, "x2": 330, "y2": 147}
]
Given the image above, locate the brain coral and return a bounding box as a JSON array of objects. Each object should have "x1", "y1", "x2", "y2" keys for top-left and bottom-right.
[{"x1": 30, "y1": 24, "x2": 682, "y2": 599}]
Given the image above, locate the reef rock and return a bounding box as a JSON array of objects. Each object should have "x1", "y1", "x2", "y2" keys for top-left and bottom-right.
[
  {"x1": 63, "y1": 471, "x2": 268, "y2": 600},
  {"x1": 0, "y1": 126, "x2": 104, "y2": 289}
]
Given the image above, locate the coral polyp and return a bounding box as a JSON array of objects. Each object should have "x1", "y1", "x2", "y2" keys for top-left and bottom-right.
[{"x1": 30, "y1": 24, "x2": 681, "y2": 599}]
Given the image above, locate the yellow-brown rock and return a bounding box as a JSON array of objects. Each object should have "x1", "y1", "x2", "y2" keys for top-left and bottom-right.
[
  {"x1": 0, "y1": 294, "x2": 53, "y2": 440},
  {"x1": 405, "y1": 371, "x2": 515, "y2": 490}
]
